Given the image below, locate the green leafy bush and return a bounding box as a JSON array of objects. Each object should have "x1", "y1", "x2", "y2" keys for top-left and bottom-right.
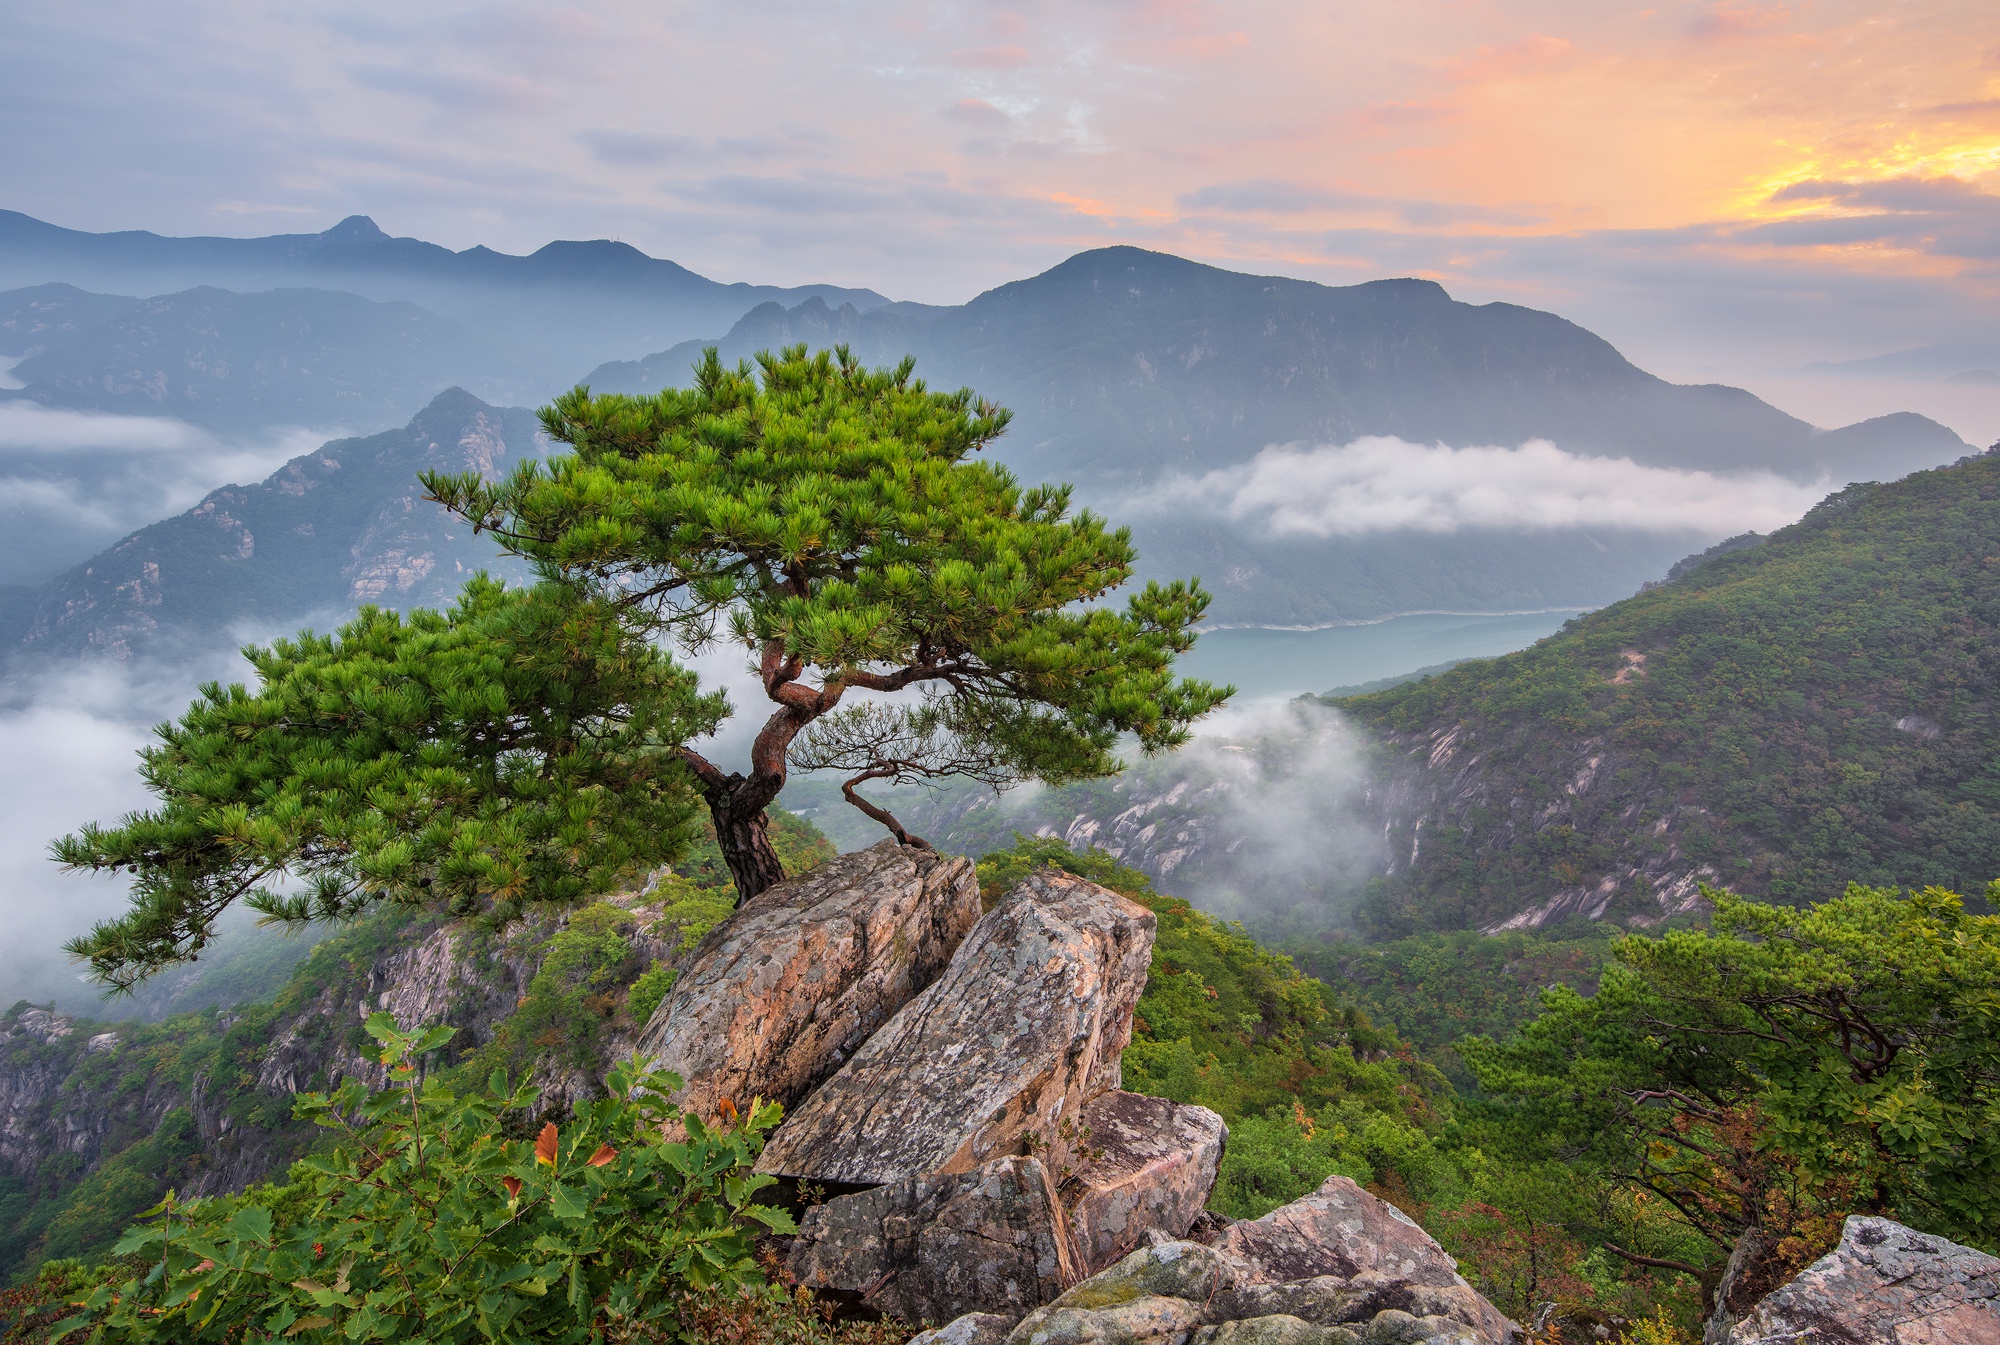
[
  {"x1": 1464, "y1": 882, "x2": 2000, "y2": 1256},
  {"x1": 55, "y1": 1014, "x2": 796, "y2": 1343}
]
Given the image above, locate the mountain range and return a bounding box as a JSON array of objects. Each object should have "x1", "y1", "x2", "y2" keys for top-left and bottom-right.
[
  {"x1": 587, "y1": 248, "x2": 1972, "y2": 624},
  {"x1": 0, "y1": 282, "x2": 540, "y2": 432},
  {"x1": 0, "y1": 211, "x2": 887, "y2": 376},
  {"x1": 0, "y1": 389, "x2": 535, "y2": 662},
  {"x1": 591, "y1": 250, "x2": 1965, "y2": 485},
  {"x1": 0, "y1": 211, "x2": 1977, "y2": 638}
]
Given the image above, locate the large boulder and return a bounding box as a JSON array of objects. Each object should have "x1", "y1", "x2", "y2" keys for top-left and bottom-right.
[
  {"x1": 1724, "y1": 1215, "x2": 2000, "y2": 1345},
  {"x1": 786, "y1": 1155, "x2": 1085, "y2": 1324},
  {"x1": 1066, "y1": 1091, "x2": 1228, "y2": 1274},
  {"x1": 1003, "y1": 1241, "x2": 1243, "y2": 1345},
  {"x1": 636, "y1": 841, "x2": 979, "y2": 1124},
  {"x1": 759, "y1": 870, "x2": 1156, "y2": 1185},
  {"x1": 1213, "y1": 1178, "x2": 1513, "y2": 1345}
]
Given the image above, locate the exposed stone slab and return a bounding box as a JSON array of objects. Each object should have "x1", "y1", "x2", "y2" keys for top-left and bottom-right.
[
  {"x1": 636, "y1": 841, "x2": 978, "y2": 1125},
  {"x1": 1216, "y1": 1278, "x2": 1496, "y2": 1338},
  {"x1": 761, "y1": 870, "x2": 1155, "y2": 1184},
  {"x1": 1066, "y1": 1091, "x2": 1228, "y2": 1274},
  {"x1": 786, "y1": 1155, "x2": 1084, "y2": 1325},
  {"x1": 1193, "y1": 1317, "x2": 1359, "y2": 1345},
  {"x1": 1359, "y1": 1311, "x2": 1479, "y2": 1345},
  {"x1": 912, "y1": 1314, "x2": 1020, "y2": 1345},
  {"x1": 1006, "y1": 1240, "x2": 1247, "y2": 1345},
  {"x1": 1214, "y1": 1178, "x2": 1513, "y2": 1345},
  {"x1": 1725, "y1": 1215, "x2": 2000, "y2": 1345},
  {"x1": 1004, "y1": 1294, "x2": 1206, "y2": 1345}
]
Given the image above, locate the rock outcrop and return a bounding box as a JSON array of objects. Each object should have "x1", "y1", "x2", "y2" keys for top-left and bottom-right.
[
  {"x1": 759, "y1": 869, "x2": 1156, "y2": 1185},
  {"x1": 956, "y1": 1233, "x2": 1496, "y2": 1345},
  {"x1": 1212, "y1": 1177, "x2": 1512, "y2": 1344},
  {"x1": 787, "y1": 1155, "x2": 1084, "y2": 1323},
  {"x1": 1067, "y1": 1091, "x2": 1228, "y2": 1274},
  {"x1": 1721, "y1": 1216, "x2": 2000, "y2": 1345},
  {"x1": 637, "y1": 842, "x2": 979, "y2": 1125}
]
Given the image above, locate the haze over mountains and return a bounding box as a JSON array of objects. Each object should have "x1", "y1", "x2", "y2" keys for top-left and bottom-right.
[
  {"x1": 591, "y1": 247, "x2": 1972, "y2": 624},
  {"x1": 0, "y1": 210, "x2": 888, "y2": 379},
  {"x1": 0, "y1": 210, "x2": 1978, "y2": 649},
  {"x1": 0, "y1": 207, "x2": 1987, "y2": 1020}
]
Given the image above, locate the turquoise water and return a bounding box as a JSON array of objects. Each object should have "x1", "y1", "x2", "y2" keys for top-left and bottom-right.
[{"x1": 1176, "y1": 611, "x2": 1580, "y2": 700}]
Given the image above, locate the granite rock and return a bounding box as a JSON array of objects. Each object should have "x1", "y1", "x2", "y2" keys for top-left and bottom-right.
[
  {"x1": 1003, "y1": 1293, "x2": 1206, "y2": 1345},
  {"x1": 1725, "y1": 1215, "x2": 2000, "y2": 1345},
  {"x1": 1192, "y1": 1315, "x2": 1360, "y2": 1345},
  {"x1": 1066, "y1": 1091, "x2": 1228, "y2": 1274},
  {"x1": 786, "y1": 1155, "x2": 1084, "y2": 1324},
  {"x1": 760, "y1": 870, "x2": 1155, "y2": 1184},
  {"x1": 637, "y1": 841, "x2": 979, "y2": 1126},
  {"x1": 911, "y1": 1314, "x2": 1021, "y2": 1345},
  {"x1": 1214, "y1": 1178, "x2": 1513, "y2": 1345},
  {"x1": 1360, "y1": 1311, "x2": 1480, "y2": 1345}
]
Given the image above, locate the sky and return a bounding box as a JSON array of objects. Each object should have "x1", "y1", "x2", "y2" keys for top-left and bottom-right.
[{"x1": 2, "y1": 0, "x2": 1998, "y2": 437}]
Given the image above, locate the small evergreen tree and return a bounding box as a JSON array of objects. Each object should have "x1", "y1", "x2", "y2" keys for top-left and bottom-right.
[
  {"x1": 425, "y1": 345, "x2": 1227, "y2": 898},
  {"x1": 60, "y1": 347, "x2": 1226, "y2": 986},
  {"x1": 58, "y1": 579, "x2": 724, "y2": 989},
  {"x1": 1462, "y1": 883, "x2": 2000, "y2": 1260}
]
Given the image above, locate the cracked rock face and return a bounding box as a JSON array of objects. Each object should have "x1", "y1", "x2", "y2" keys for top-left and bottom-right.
[
  {"x1": 638, "y1": 841, "x2": 980, "y2": 1128},
  {"x1": 1724, "y1": 1216, "x2": 2000, "y2": 1345},
  {"x1": 1066, "y1": 1090, "x2": 1228, "y2": 1274},
  {"x1": 787, "y1": 1155, "x2": 1084, "y2": 1325},
  {"x1": 1214, "y1": 1178, "x2": 1513, "y2": 1345},
  {"x1": 759, "y1": 870, "x2": 1156, "y2": 1185}
]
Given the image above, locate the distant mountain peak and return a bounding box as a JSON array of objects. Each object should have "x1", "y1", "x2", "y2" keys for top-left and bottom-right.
[{"x1": 320, "y1": 215, "x2": 390, "y2": 245}]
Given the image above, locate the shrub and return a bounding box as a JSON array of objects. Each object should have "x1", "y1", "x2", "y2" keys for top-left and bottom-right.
[{"x1": 54, "y1": 1014, "x2": 796, "y2": 1343}]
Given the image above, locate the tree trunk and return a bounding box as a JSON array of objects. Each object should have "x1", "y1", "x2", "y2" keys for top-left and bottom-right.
[{"x1": 706, "y1": 787, "x2": 786, "y2": 905}]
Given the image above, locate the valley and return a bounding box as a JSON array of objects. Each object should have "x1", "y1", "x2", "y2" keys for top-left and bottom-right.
[{"x1": 0, "y1": 211, "x2": 1994, "y2": 1345}]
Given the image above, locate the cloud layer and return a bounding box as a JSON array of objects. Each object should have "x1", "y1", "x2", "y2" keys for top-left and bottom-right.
[
  {"x1": 0, "y1": 0, "x2": 1993, "y2": 439},
  {"x1": 1141, "y1": 437, "x2": 1826, "y2": 538},
  {"x1": 0, "y1": 406, "x2": 325, "y2": 582}
]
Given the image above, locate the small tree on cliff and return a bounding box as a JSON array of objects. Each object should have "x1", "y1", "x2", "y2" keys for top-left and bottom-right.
[
  {"x1": 426, "y1": 345, "x2": 1229, "y2": 899},
  {"x1": 58, "y1": 346, "x2": 1227, "y2": 988}
]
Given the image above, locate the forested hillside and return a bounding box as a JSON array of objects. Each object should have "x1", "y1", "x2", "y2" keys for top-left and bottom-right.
[
  {"x1": 0, "y1": 390, "x2": 536, "y2": 660},
  {"x1": 1342, "y1": 446, "x2": 2000, "y2": 934}
]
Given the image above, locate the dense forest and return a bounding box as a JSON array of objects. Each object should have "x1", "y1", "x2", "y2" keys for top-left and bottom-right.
[{"x1": 1341, "y1": 448, "x2": 2000, "y2": 934}]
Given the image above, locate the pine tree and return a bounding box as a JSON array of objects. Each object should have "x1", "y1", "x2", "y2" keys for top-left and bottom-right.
[
  {"x1": 57, "y1": 579, "x2": 723, "y2": 989},
  {"x1": 426, "y1": 345, "x2": 1229, "y2": 899},
  {"x1": 60, "y1": 345, "x2": 1228, "y2": 987}
]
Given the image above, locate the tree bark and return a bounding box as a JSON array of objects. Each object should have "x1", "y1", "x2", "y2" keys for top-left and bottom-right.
[
  {"x1": 706, "y1": 783, "x2": 787, "y2": 904},
  {"x1": 841, "y1": 769, "x2": 933, "y2": 851},
  {"x1": 679, "y1": 746, "x2": 790, "y2": 906}
]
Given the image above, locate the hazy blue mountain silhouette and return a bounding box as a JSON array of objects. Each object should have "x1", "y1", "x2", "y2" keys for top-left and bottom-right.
[
  {"x1": 591, "y1": 247, "x2": 1966, "y2": 486},
  {"x1": 0, "y1": 389, "x2": 538, "y2": 664},
  {"x1": 585, "y1": 248, "x2": 1968, "y2": 624},
  {"x1": 1, "y1": 283, "x2": 542, "y2": 433},
  {"x1": 0, "y1": 210, "x2": 889, "y2": 374}
]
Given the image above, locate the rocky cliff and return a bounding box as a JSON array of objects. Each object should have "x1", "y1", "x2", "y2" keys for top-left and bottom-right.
[
  {"x1": 0, "y1": 387, "x2": 540, "y2": 661},
  {"x1": 0, "y1": 871, "x2": 728, "y2": 1275},
  {"x1": 624, "y1": 840, "x2": 1513, "y2": 1342},
  {"x1": 0, "y1": 834, "x2": 1506, "y2": 1341}
]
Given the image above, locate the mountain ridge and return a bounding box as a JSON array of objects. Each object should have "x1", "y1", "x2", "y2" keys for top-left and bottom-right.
[
  {"x1": 0, "y1": 282, "x2": 543, "y2": 432},
  {"x1": 1336, "y1": 445, "x2": 2000, "y2": 934},
  {"x1": 587, "y1": 246, "x2": 1969, "y2": 485},
  {"x1": 0, "y1": 388, "x2": 539, "y2": 663},
  {"x1": 0, "y1": 210, "x2": 891, "y2": 373}
]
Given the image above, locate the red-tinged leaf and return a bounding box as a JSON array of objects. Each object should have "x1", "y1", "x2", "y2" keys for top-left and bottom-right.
[
  {"x1": 501, "y1": 1175, "x2": 523, "y2": 1199},
  {"x1": 535, "y1": 1122, "x2": 559, "y2": 1166},
  {"x1": 586, "y1": 1144, "x2": 617, "y2": 1167}
]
